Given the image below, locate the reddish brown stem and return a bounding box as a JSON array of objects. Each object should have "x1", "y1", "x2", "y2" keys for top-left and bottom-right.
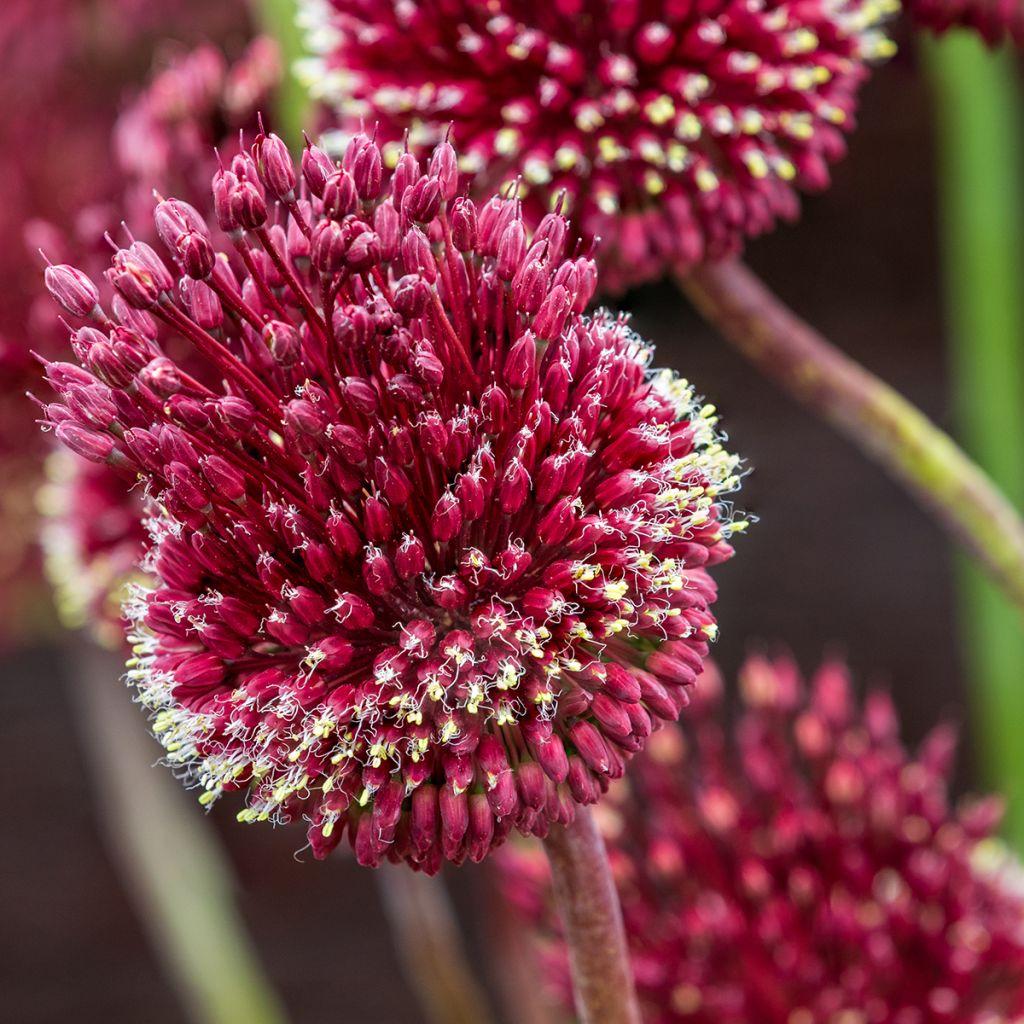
[
  {"x1": 542, "y1": 807, "x2": 641, "y2": 1024},
  {"x1": 679, "y1": 257, "x2": 1024, "y2": 617}
]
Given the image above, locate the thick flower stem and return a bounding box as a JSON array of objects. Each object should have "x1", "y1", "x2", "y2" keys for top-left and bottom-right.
[
  {"x1": 542, "y1": 807, "x2": 641, "y2": 1024},
  {"x1": 70, "y1": 643, "x2": 287, "y2": 1024},
  {"x1": 923, "y1": 34, "x2": 1024, "y2": 850},
  {"x1": 678, "y1": 257, "x2": 1024, "y2": 617},
  {"x1": 376, "y1": 864, "x2": 497, "y2": 1024}
]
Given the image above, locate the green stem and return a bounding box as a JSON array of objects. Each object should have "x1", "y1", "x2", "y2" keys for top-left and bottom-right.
[
  {"x1": 375, "y1": 865, "x2": 497, "y2": 1024},
  {"x1": 677, "y1": 258, "x2": 1024, "y2": 618},
  {"x1": 923, "y1": 34, "x2": 1024, "y2": 850},
  {"x1": 70, "y1": 643, "x2": 288, "y2": 1024},
  {"x1": 250, "y1": 0, "x2": 311, "y2": 149}
]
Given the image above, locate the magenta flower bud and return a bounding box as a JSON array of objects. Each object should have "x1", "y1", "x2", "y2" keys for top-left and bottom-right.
[
  {"x1": 532, "y1": 284, "x2": 572, "y2": 339},
  {"x1": 394, "y1": 534, "x2": 426, "y2": 579},
  {"x1": 439, "y1": 785, "x2": 469, "y2": 860},
  {"x1": 168, "y1": 461, "x2": 210, "y2": 511},
  {"x1": 175, "y1": 231, "x2": 215, "y2": 280},
  {"x1": 496, "y1": 219, "x2": 527, "y2": 281},
  {"x1": 262, "y1": 320, "x2": 301, "y2": 366},
  {"x1": 201, "y1": 455, "x2": 247, "y2": 501},
  {"x1": 255, "y1": 132, "x2": 297, "y2": 200},
  {"x1": 449, "y1": 197, "x2": 478, "y2": 252},
  {"x1": 108, "y1": 243, "x2": 174, "y2": 310},
  {"x1": 431, "y1": 491, "x2": 462, "y2": 542},
  {"x1": 310, "y1": 218, "x2": 348, "y2": 274},
  {"x1": 345, "y1": 227, "x2": 382, "y2": 272},
  {"x1": 300, "y1": 142, "x2": 333, "y2": 197},
  {"x1": 402, "y1": 175, "x2": 442, "y2": 224},
  {"x1": 322, "y1": 169, "x2": 358, "y2": 220},
  {"x1": 179, "y1": 278, "x2": 223, "y2": 330},
  {"x1": 391, "y1": 151, "x2": 421, "y2": 210},
  {"x1": 344, "y1": 132, "x2": 384, "y2": 201},
  {"x1": 45, "y1": 264, "x2": 101, "y2": 318},
  {"x1": 230, "y1": 179, "x2": 268, "y2": 231},
  {"x1": 54, "y1": 422, "x2": 116, "y2": 463},
  {"x1": 504, "y1": 333, "x2": 537, "y2": 389},
  {"x1": 140, "y1": 357, "x2": 182, "y2": 398},
  {"x1": 428, "y1": 140, "x2": 459, "y2": 200},
  {"x1": 154, "y1": 198, "x2": 209, "y2": 252},
  {"x1": 364, "y1": 496, "x2": 394, "y2": 542}
]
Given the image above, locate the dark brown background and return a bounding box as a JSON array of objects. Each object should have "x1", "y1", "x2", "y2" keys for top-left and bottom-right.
[{"x1": 1, "y1": 50, "x2": 978, "y2": 1024}]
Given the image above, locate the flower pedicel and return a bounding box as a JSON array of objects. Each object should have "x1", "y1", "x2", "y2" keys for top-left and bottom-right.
[{"x1": 41, "y1": 132, "x2": 745, "y2": 872}]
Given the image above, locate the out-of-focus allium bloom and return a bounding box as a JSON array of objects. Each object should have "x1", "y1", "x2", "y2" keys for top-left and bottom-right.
[
  {"x1": 501, "y1": 656, "x2": 1024, "y2": 1021},
  {"x1": 34, "y1": 38, "x2": 281, "y2": 648},
  {"x1": 40, "y1": 132, "x2": 745, "y2": 871},
  {"x1": 115, "y1": 37, "x2": 281, "y2": 227},
  {"x1": 299, "y1": 0, "x2": 897, "y2": 292},
  {"x1": 905, "y1": 0, "x2": 1024, "y2": 44},
  {"x1": 40, "y1": 451, "x2": 148, "y2": 649}
]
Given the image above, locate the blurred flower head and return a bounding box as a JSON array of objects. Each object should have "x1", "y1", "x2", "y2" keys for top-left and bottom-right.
[
  {"x1": 299, "y1": 0, "x2": 897, "y2": 292},
  {"x1": 40, "y1": 131, "x2": 745, "y2": 872},
  {"x1": 501, "y1": 655, "x2": 1024, "y2": 1021},
  {"x1": 37, "y1": 38, "x2": 281, "y2": 648},
  {"x1": 39, "y1": 451, "x2": 148, "y2": 650},
  {"x1": 905, "y1": 0, "x2": 1024, "y2": 44}
]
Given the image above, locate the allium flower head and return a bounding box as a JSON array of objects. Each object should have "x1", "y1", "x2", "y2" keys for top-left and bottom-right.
[
  {"x1": 41, "y1": 132, "x2": 745, "y2": 871},
  {"x1": 501, "y1": 656, "x2": 1024, "y2": 1021},
  {"x1": 905, "y1": 0, "x2": 1024, "y2": 44},
  {"x1": 300, "y1": 0, "x2": 897, "y2": 292}
]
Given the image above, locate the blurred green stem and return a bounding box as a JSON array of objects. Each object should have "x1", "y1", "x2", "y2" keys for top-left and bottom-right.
[
  {"x1": 71, "y1": 643, "x2": 288, "y2": 1024},
  {"x1": 376, "y1": 865, "x2": 497, "y2": 1024},
  {"x1": 678, "y1": 259, "x2": 1024, "y2": 619},
  {"x1": 923, "y1": 35, "x2": 1024, "y2": 850},
  {"x1": 251, "y1": 0, "x2": 310, "y2": 148}
]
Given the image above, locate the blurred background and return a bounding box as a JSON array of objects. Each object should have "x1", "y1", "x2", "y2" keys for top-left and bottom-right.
[{"x1": 0, "y1": 4, "x2": 1017, "y2": 1021}]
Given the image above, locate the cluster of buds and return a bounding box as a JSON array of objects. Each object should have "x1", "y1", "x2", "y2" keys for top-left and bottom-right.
[
  {"x1": 906, "y1": 0, "x2": 1024, "y2": 44},
  {"x1": 299, "y1": 0, "x2": 896, "y2": 292},
  {"x1": 35, "y1": 39, "x2": 281, "y2": 644},
  {"x1": 501, "y1": 656, "x2": 1024, "y2": 1021},
  {"x1": 41, "y1": 131, "x2": 745, "y2": 871}
]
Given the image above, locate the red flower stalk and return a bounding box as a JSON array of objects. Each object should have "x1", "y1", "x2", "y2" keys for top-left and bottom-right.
[
  {"x1": 906, "y1": 0, "x2": 1024, "y2": 45},
  {"x1": 41, "y1": 132, "x2": 745, "y2": 872},
  {"x1": 299, "y1": 0, "x2": 896, "y2": 292},
  {"x1": 501, "y1": 655, "x2": 1024, "y2": 1021}
]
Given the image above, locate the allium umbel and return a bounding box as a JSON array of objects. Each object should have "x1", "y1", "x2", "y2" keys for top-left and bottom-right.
[
  {"x1": 300, "y1": 0, "x2": 896, "y2": 292},
  {"x1": 41, "y1": 132, "x2": 745, "y2": 871},
  {"x1": 501, "y1": 657, "x2": 1024, "y2": 1021}
]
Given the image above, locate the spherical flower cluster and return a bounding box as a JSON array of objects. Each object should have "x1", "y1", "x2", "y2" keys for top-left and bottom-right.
[
  {"x1": 500, "y1": 656, "x2": 1024, "y2": 1022},
  {"x1": 299, "y1": 0, "x2": 897, "y2": 293},
  {"x1": 905, "y1": 0, "x2": 1024, "y2": 45},
  {"x1": 37, "y1": 39, "x2": 280, "y2": 646},
  {"x1": 41, "y1": 131, "x2": 745, "y2": 871}
]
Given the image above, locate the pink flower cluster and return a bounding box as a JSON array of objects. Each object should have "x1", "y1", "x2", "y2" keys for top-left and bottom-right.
[
  {"x1": 501, "y1": 656, "x2": 1024, "y2": 1021},
  {"x1": 300, "y1": 0, "x2": 896, "y2": 292},
  {"x1": 41, "y1": 132, "x2": 745, "y2": 871}
]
